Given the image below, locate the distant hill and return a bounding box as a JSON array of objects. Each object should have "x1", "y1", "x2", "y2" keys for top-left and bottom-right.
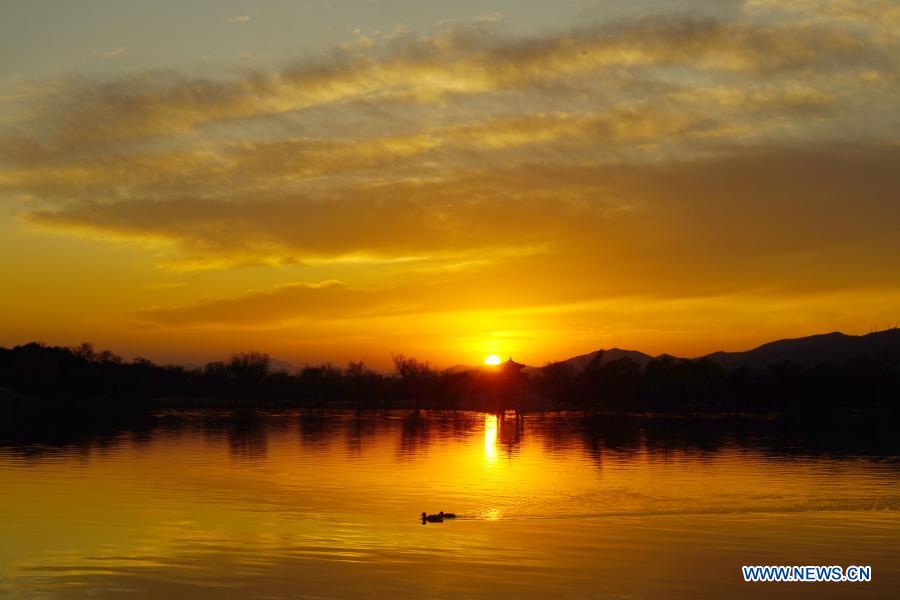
[
  {"x1": 443, "y1": 363, "x2": 484, "y2": 375},
  {"x1": 444, "y1": 362, "x2": 533, "y2": 375},
  {"x1": 702, "y1": 328, "x2": 900, "y2": 370},
  {"x1": 443, "y1": 350, "x2": 653, "y2": 377},
  {"x1": 516, "y1": 328, "x2": 900, "y2": 376},
  {"x1": 269, "y1": 358, "x2": 299, "y2": 374},
  {"x1": 523, "y1": 347, "x2": 654, "y2": 376}
]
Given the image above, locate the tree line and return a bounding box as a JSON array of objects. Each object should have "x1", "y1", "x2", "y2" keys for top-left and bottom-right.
[{"x1": 1, "y1": 342, "x2": 898, "y2": 417}]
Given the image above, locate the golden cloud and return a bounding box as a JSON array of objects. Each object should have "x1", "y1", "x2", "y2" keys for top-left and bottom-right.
[{"x1": 0, "y1": 7, "x2": 897, "y2": 313}]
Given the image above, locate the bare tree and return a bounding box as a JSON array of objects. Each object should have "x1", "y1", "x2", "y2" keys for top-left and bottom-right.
[{"x1": 391, "y1": 353, "x2": 433, "y2": 380}]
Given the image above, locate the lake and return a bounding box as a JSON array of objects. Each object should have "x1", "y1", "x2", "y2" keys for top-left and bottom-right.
[{"x1": 1, "y1": 410, "x2": 898, "y2": 598}]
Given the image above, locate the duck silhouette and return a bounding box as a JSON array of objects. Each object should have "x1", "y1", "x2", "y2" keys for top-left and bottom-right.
[{"x1": 420, "y1": 511, "x2": 458, "y2": 523}]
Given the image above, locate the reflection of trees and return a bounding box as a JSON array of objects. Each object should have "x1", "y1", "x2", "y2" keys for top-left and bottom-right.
[
  {"x1": 298, "y1": 411, "x2": 330, "y2": 446},
  {"x1": 2, "y1": 409, "x2": 900, "y2": 467},
  {"x1": 0, "y1": 407, "x2": 155, "y2": 458},
  {"x1": 344, "y1": 412, "x2": 380, "y2": 456},
  {"x1": 567, "y1": 412, "x2": 900, "y2": 462},
  {"x1": 228, "y1": 410, "x2": 267, "y2": 462},
  {"x1": 433, "y1": 411, "x2": 479, "y2": 440},
  {"x1": 397, "y1": 410, "x2": 482, "y2": 458},
  {"x1": 398, "y1": 410, "x2": 430, "y2": 458}
]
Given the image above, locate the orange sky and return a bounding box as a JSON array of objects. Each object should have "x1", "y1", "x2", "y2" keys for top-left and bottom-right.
[{"x1": 1, "y1": 1, "x2": 898, "y2": 369}]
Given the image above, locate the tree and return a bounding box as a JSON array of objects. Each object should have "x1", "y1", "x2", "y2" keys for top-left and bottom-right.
[
  {"x1": 72, "y1": 342, "x2": 96, "y2": 362},
  {"x1": 391, "y1": 353, "x2": 433, "y2": 380},
  {"x1": 226, "y1": 352, "x2": 271, "y2": 381}
]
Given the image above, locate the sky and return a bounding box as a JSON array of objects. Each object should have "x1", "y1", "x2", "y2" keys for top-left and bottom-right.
[{"x1": 0, "y1": 1, "x2": 898, "y2": 369}]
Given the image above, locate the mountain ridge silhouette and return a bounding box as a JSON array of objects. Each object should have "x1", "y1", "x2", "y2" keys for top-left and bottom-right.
[{"x1": 446, "y1": 328, "x2": 900, "y2": 374}]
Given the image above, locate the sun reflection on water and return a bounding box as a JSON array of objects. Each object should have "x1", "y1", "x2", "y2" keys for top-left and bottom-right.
[
  {"x1": 484, "y1": 414, "x2": 498, "y2": 464},
  {"x1": 483, "y1": 508, "x2": 503, "y2": 520}
]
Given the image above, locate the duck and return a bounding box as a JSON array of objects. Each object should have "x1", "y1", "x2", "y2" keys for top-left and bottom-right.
[
  {"x1": 440, "y1": 511, "x2": 457, "y2": 519},
  {"x1": 421, "y1": 512, "x2": 443, "y2": 523}
]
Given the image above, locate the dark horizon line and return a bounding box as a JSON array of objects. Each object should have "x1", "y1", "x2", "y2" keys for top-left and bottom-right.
[{"x1": 3, "y1": 326, "x2": 900, "y2": 374}]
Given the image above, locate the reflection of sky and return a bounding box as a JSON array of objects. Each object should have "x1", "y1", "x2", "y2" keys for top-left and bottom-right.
[{"x1": 1, "y1": 412, "x2": 899, "y2": 595}]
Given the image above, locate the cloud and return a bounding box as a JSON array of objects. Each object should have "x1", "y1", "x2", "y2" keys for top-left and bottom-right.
[
  {"x1": 22, "y1": 147, "x2": 900, "y2": 302},
  {"x1": 1, "y1": 5, "x2": 897, "y2": 283},
  {"x1": 474, "y1": 13, "x2": 505, "y2": 24},
  {"x1": 135, "y1": 281, "x2": 373, "y2": 327},
  {"x1": 96, "y1": 47, "x2": 128, "y2": 60},
  {"x1": 131, "y1": 277, "x2": 563, "y2": 327},
  {"x1": 1, "y1": 13, "x2": 891, "y2": 151}
]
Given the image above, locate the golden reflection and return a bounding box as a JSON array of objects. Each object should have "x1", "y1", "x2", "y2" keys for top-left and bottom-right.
[
  {"x1": 484, "y1": 414, "x2": 498, "y2": 464},
  {"x1": 1, "y1": 412, "x2": 899, "y2": 597},
  {"x1": 483, "y1": 508, "x2": 503, "y2": 521}
]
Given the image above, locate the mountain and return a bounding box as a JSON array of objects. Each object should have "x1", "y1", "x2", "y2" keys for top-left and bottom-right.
[
  {"x1": 445, "y1": 329, "x2": 900, "y2": 377},
  {"x1": 269, "y1": 357, "x2": 300, "y2": 374},
  {"x1": 443, "y1": 363, "x2": 484, "y2": 375},
  {"x1": 522, "y1": 347, "x2": 654, "y2": 376},
  {"x1": 702, "y1": 328, "x2": 900, "y2": 370},
  {"x1": 444, "y1": 362, "x2": 535, "y2": 375}
]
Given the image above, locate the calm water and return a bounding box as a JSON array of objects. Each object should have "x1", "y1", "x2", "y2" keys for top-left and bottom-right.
[{"x1": 1, "y1": 410, "x2": 899, "y2": 598}]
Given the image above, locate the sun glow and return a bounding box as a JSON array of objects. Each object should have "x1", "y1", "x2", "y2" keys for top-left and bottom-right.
[{"x1": 484, "y1": 354, "x2": 501, "y2": 365}]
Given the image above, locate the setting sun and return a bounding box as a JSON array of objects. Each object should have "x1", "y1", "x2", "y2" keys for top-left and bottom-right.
[{"x1": 484, "y1": 354, "x2": 501, "y2": 366}]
